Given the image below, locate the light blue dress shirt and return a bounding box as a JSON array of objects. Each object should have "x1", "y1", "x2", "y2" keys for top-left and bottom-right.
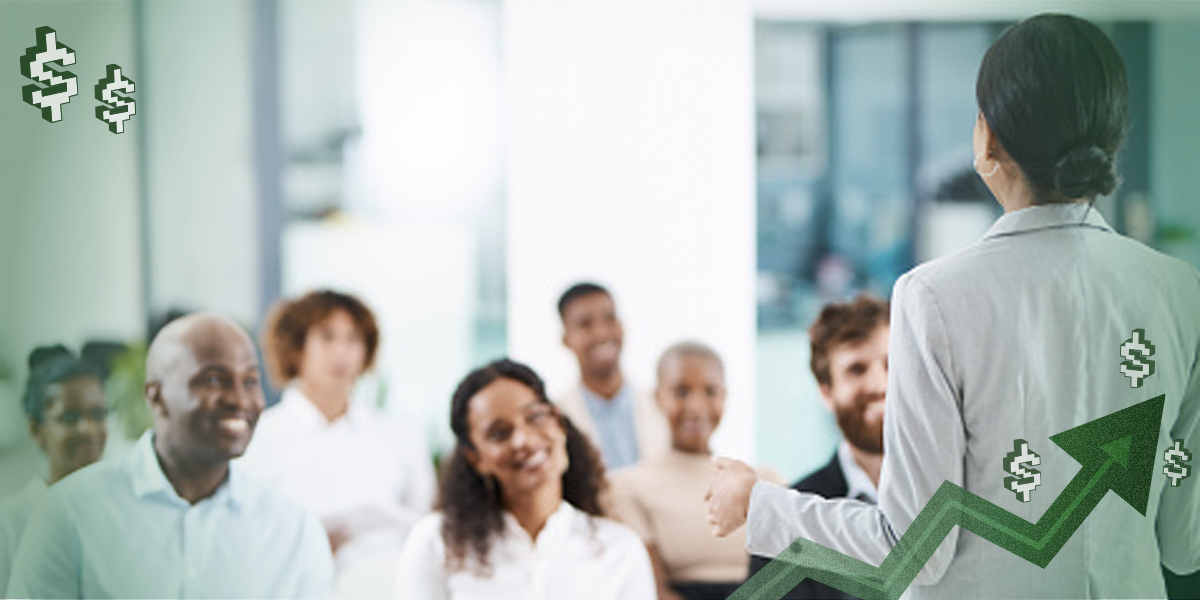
[
  {"x1": 6, "y1": 432, "x2": 334, "y2": 599},
  {"x1": 581, "y1": 384, "x2": 640, "y2": 470}
]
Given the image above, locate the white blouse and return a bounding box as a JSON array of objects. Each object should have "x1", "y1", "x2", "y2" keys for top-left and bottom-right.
[
  {"x1": 395, "y1": 501, "x2": 655, "y2": 600},
  {"x1": 237, "y1": 386, "x2": 435, "y2": 569}
]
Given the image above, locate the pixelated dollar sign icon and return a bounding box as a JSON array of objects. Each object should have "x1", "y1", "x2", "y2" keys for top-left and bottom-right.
[
  {"x1": 19, "y1": 26, "x2": 79, "y2": 123},
  {"x1": 1004, "y1": 439, "x2": 1041, "y2": 503},
  {"x1": 1120, "y1": 329, "x2": 1156, "y2": 388},
  {"x1": 1164, "y1": 439, "x2": 1192, "y2": 487},
  {"x1": 95, "y1": 64, "x2": 136, "y2": 134}
]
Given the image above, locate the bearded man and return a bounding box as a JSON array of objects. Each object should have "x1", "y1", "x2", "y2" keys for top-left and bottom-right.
[{"x1": 746, "y1": 295, "x2": 889, "y2": 600}]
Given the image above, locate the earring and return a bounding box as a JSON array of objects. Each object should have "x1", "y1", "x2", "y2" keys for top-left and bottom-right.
[{"x1": 974, "y1": 152, "x2": 1000, "y2": 178}]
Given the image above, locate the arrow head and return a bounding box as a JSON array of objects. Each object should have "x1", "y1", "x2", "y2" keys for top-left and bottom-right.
[{"x1": 1049, "y1": 395, "x2": 1165, "y2": 515}]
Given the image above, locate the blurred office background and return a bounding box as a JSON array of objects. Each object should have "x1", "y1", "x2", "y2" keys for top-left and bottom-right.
[{"x1": 3, "y1": 0, "x2": 1199, "y2": 495}]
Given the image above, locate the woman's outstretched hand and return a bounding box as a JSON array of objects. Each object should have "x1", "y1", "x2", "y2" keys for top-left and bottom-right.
[{"x1": 705, "y1": 456, "x2": 759, "y2": 537}]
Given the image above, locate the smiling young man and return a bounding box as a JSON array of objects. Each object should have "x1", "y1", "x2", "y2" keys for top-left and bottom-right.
[
  {"x1": 746, "y1": 294, "x2": 889, "y2": 600},
  {"x1": 553, "y1": 282, "x2": 668, "y2": 471},
  {"x1": 7, "y1": 313, "x2": 333, "y2": 600}
]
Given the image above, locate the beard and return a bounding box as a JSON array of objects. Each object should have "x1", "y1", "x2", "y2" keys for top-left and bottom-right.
[{"x1": 833, "y1": 395, "x2": 884, "y2": 454}]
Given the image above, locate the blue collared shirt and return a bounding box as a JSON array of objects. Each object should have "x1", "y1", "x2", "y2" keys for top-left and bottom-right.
[
  {"x1": 581, "y1": 384, "x2": 640, "y2": 470},
  {"x1": 7, "y1": 432, "x2": 333, "y2": 599}
]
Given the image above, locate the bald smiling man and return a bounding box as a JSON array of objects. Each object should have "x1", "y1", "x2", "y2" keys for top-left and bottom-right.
[{"x1": 7, "y1": 313, "x2": 334, "y2": 599}]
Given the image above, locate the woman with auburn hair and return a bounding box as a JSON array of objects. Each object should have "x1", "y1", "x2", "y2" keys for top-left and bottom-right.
[
  {"x1": 707, "y1": 13, "x2": 1200, "y2": 599},
  {"x1": 239, "y1": 289, "x2": 434, "y2": 577},
  {"x1": 395, "y1": 359, "x2": 654, "y2": 600}
]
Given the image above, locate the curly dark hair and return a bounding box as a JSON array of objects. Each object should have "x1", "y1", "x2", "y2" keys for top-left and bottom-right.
[{"x1": 440, "y1": 358, "x2": 607, "y2": 573}]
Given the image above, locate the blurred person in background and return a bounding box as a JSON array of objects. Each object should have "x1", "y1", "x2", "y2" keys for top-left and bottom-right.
[
  {"x1": 239, "y1": 290, "x2": 435, "y2": 580},
  {"x1": 395, "y1": 359, "x2": 654, "y2": 600},
  {"x1": 0, "y1": 346, "x2": 108, "y2": 594},
  {"x1": 7, "y1": 313, "x2": 332, "y2": 599},
  {"x1": 707, "y1": 14, "x2": 1200, "y2": 599},
  {"x1": 554, "y1": 282, "x2": 668, "y2": 470},
  {"x1": 747, "y1": 294, "x2": 889, "y2": 600},
  {"x1": 609, "y1": 342, "x2": 757, "y2": 600}
]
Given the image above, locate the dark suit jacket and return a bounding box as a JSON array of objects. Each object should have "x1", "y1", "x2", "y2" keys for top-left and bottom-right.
[{"x1": 747, "y1": 454, "x2": 861, "y2": 600}]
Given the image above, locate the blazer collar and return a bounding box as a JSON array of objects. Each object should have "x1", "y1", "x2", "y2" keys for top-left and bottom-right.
[{"x1": 983, "y1": 203, "x2": 1114, "y2": 241}]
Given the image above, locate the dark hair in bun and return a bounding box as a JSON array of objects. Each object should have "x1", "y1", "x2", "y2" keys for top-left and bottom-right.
[
  {"x1": 1055, "y1": 145, "x2": 1118, "y2": 199},
  {"x1": 976, "y1": 14, "x2": 1129, "y2": 202},
  {"x1": 24, "y1": 345, "x2": 105, "y2": 423}
]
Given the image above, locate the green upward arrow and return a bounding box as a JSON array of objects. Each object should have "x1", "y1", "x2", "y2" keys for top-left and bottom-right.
[{"x1": 735, "y1": 395, "x2": 1166, "y2": 600}]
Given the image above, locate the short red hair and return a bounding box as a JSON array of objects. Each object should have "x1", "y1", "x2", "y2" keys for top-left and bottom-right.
[{"x1": 262, "y1": 290, "x2": 379, "y2": 388}]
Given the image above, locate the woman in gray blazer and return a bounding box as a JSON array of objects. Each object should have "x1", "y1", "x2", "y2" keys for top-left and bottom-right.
[{"x1": 709, "y1": 13, "x2": 1200, "y2": 599}]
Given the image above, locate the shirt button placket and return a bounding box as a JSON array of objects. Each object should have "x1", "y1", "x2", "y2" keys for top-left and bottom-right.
[{"x1": 181, "y1": 507, "x2": 201, "y2": 597}]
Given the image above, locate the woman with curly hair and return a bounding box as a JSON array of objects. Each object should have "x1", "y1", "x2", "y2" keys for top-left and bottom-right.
[{"x1": 395, "y1": 359, "x2": 655, "y2": 600}]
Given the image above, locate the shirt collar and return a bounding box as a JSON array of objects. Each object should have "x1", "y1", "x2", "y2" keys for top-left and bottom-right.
[
  {"x1": 502, "y1": 501, "x2": 579, "y2": 544},
  {"x1": 837, "y1": 441, "x2": 877, "y2": 504},
  {"x1": 22, "y1": 476, "x2": 48, "y2": 497},
  {"x1": 129, "y1": 431, "x2": 248, "y2": 511},
  {"x1": 982, "y1": 203, "x2": 1113, "y2": 241},
  {"x1": 579, "y1": 382, "x2": 632, "y2": 412},
  {"x1": 281, "y1": 385, "x2": 368, "y2": 426}
]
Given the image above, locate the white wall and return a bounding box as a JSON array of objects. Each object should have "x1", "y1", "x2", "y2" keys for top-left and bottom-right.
[
  {"x1": 504, "y1": 0, "x2": 759, "y2": 460},
  {"x1": 0, "y1": 0, "x2": 143, "y2": 493},
  {"x1": 282, "y1": 221, "x2": 477, "y2": 452},
  {"x1": 354, "y1": 1, "x2": 502, "y2": 220},
  {"x1": 755, "y1": 0, "x2": 1200, "y2": 22},
  {"x1": 345, "y1": 1, "x2": 505, "y2": 451},
  {"x1": 142, "y1": 1, "x2": 261, "y2": 325}
]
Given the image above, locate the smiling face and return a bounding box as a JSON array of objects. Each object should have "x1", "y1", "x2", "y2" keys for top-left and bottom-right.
[
  {"x1": 298, "y1": 309, "x2": 367, "y2": 395},
  {"x1": 31, "y1": 376, "x2": 108, "y2": 482},
  {"x1": 560, "y1": 292, "x2": 623, "y2": 381},
  {"x1": 464, "y1": 377, "x2": 569, "y2": 501},
  {"x1": 657, "y1": 353, "x2": 725, "y2": 454},
  {"x1": 819, "y1": 325, "x2": 889, "y2": 454},
  {"x1": 147, "y1": 318, "x2": 266, "y2": 467}
]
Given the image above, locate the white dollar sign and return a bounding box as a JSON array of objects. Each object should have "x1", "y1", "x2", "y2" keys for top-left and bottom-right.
[
  {"x1": 95, "y1": 64, "x2": 136, "y2": 134},
  {"x1": 20, "y1": 26, "x2": 79, "y2": 123},
  {"x1": 1164, "y1": 439, "x2": 1192, "y2": 487},
  {"x1": 1004, "y1": 439, "x2": 1042, "y2": 503},
  {"x1": 1120, "y1": 329, "x2": 1156, "y2": 388}
]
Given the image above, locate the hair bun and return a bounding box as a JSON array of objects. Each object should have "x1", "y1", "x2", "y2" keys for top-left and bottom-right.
[{"x1": 1054, "y1": 144, "x2": 1118, "y2": 199}]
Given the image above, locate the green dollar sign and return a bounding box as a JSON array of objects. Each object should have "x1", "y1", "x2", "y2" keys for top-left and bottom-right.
[
  {"x1": 1003, "y1": 438, "x2": 1042, "y2": 502},
  {"x1": 1120, "y1": 329, "x2": 1156, "y2": 388},
  {"x1": 19, "y1": 26, "x2": 79, "y2": 123},
  {"x1": 1164, "y1": 439, "x2": 1192, "y2": 487},
  {"x1": 95, "y1": 64, "x2": 136, "y2": 134}
]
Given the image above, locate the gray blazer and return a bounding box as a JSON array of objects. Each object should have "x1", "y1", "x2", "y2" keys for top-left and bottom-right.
[{"x1": 748, "y1": 203, "x2": 1200, "y2": 599}]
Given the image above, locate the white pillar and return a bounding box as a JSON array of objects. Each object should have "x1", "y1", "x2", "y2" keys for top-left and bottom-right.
[{"x1": 504, "y1": 0, "x2": 758, "y2": 459}]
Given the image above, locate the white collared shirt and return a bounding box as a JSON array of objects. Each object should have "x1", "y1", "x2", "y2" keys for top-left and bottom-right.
[
  {"x1": 7, "y1": 432, "x2": 333, "y2": 599},
  {"x1": 747, "y1": 204, "x2": 1200, "y2": 599},
  {"x1": 0, "y1": 476, "x2": 47, "y2": 594},
  {"x1": 237, "y1": 386, "x2": 436, "y2": 568},
  {"x1": 395, "y1": 501, "x2": 656, "y2": 600},
  {"x1": 836, "y1": 441, "x2": 877, "y2": 505}
]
